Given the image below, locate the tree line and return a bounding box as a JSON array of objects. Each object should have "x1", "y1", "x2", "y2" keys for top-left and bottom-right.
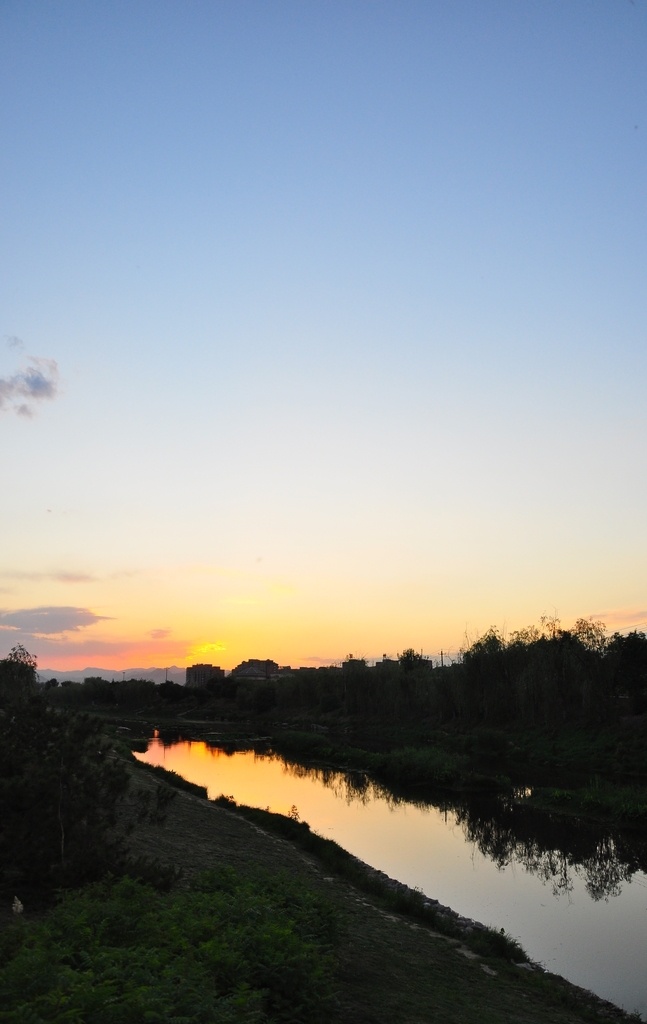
[
  {"x1": 221, "y1": 618, "x2": 647, "y2": 729},
  {"x1": 229, "y1": 618, "x2": 647, "y2": 727},
  {"x1": 31, "y1": 617, "x2": 647, "y2": 730}
]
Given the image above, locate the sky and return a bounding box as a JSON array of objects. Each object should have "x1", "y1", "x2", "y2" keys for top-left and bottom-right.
[{"x1": 1, "y1": 0, "x2": 646, "y2": 672}]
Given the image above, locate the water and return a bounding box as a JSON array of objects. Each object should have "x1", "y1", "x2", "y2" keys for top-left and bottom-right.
[{"x1": 136, "y1": 735, "x2": 647, "y2": 1017}]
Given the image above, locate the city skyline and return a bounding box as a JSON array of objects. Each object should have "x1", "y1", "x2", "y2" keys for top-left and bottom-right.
[{"x1": 2, "y1": 1, "x2": 646, "y2": 672}]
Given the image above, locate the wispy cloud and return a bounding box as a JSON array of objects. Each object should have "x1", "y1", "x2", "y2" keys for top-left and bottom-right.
[
  {"x1": 0, "y1": 606, "x2": 111, "y2": 638},
  {"x1": 0, "y1": 567, "x2": 142, "y2": 588},
  {"x1": 591, "y1": 609, "x2": 647, "y2": 632},
  {"x1": 0, "y1": 570, "x2": 98, "y2": 584},
  {"x1": 0, "y1": 341, "x2": 60, "y2": 417},
  {"x1": 149, "y1": 628, "x2": 171, "y2": 640}
]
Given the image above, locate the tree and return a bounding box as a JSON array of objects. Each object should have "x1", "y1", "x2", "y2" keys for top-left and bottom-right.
[
  {"x1": 571, "y1": 618, "x2": 607, "y2": 654},
  {"x1": 0, "y1": 699, "x2": 131, "y2": 890},
  {"x1": 462, "y1": 628, "x2": 511, "y2": 723},
  {"x1": 606, "y1": 631, "x2": 647, "y2": 713},
  {"x1": 0, "y1": 644, "x2": 38, "y2": 704},
  {"x1": 399, "y1": 648, "x2": 425, "y2": 672},
  {"x1": 0, "y1": 648, "x2": 172, "y2": 894}
]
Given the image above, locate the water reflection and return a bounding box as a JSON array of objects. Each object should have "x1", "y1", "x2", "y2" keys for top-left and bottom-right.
[
  {"x1": 137, "y1": 735, "x2": 647, "y2": 1014},
  {"x1": 256, "y1": 747, "x2": 647, "y2": 904},
  {"x1": 150, "y1": 730, "x2": 647, "y2": 904},
  {"x1": 450, "y1": 795, "x2": 647, "y2": 901}
]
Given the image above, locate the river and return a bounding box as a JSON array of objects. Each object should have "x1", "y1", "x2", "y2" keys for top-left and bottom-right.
[{"x1": 135, "y1": 734, "x2": 647, "y2": 1018}]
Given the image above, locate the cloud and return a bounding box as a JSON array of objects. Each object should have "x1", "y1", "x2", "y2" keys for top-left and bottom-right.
[
  {"x1": 53, "y1": 572, "x2": 96, "y2": 584},
  {"x1": 15, "y1": 634, "x2": 195, "y2": 671},
  {"x1": 0, "y1": 606, "x2": 112, "y2": 637},
  {"x1": 0, "y1": 568, "x2": 142, "y2": 587},
  {"x1": 149, "y1": 628, "x2": 171, "y2": 640},
  {"x1": 0, "y1": 570, "x2": 97, "y2": 584},
  {"x1": 0, "y1": 354, "x2": 60, "y2": 417},
  {"x1": 590, "y1": 609, "x2": 647, "y2": 631}
]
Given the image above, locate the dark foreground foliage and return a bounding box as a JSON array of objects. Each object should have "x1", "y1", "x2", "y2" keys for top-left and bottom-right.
[
  {"x1": 0, "y1": 868, "x2": 342, "y2": 1024},
  {"x1": 0, "y1": 645, "x2": 177, "y2": 900},
  {"x1": 0, "y1": 696, "x2": 175, "y2": 896}
]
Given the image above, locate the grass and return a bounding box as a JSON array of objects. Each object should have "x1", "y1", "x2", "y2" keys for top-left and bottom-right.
[
  {"x1": 135, "y1": 758, "x2": 209, "y2": 798},
  {"x1": 267, "y1": 726, "x2": 647, "y2": 829},
  {"x1": 119, "y1": 759, "x2": 633, "y2": 1024},
  {"x1": 212, "y1": 794, "x2": 528, "y2": 961},
  {"x1": 529, "y1": 779, "x2": 647, "y2": 828},
  {"x1": 267, "y1": 730, "x2": 510, "y2": 791}
]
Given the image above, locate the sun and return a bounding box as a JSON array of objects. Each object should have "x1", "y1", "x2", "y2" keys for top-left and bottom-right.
[{"x1": 187, "y1": 642, "x2": 227, "y2": 663}]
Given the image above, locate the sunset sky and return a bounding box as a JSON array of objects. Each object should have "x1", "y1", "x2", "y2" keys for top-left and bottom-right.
[{"x1": 2, "y1": 0, "x2": 646, "y2": 672}]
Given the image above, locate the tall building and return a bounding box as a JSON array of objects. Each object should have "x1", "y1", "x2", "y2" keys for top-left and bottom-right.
[
  {"x1": 230, "y1": 659, "x2": 279, "y2": 679},
  {"x1": 185, "y1": 663, "x2": 225, "y2": 687}
]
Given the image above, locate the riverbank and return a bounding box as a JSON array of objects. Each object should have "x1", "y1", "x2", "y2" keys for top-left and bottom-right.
[
  {"x1": 126, "y1": 757, "x2": 635, "y2": 1023},
  {"x1": 52, "y1": 684, "x2": 647, "y2": 827},
  {"x1": 140, "y1": 714, "x2": 647, "y2": 830}
]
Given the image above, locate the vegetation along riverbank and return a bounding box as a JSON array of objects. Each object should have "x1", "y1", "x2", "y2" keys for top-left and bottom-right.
[
  {"x1": 0, "y1": 643, "x2": 643, "y2": 1022},
  {"x1": 47, "y1": 616, "x2": 647, "y2": 828}
]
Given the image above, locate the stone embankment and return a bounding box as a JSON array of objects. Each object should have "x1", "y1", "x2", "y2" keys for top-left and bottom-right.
[
  {"x1": 347, "y1": 855, "x2": 500, "y2": 938},
  {"x1": 344, "y1": 854, "x2": 639, "y2": 1021}
]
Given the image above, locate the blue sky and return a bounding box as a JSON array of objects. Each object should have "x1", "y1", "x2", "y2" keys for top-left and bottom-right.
[{"x1": 1, "y1": 0, "x2": 646, "y2": 670}]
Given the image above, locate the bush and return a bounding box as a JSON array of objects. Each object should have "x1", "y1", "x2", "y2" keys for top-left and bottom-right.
[
  {"x1": 0, "y1": 696, "x2": 173, "y2": 895},
  {"x1": 0, "y1": 698, "x2": 129, "y2": 890},
  {"x1": 0, "y1": 869, "x2": 342, "y2": 1023},
  {"x1": 137, "y1": 761, "x2": 209, "y2": 799}
]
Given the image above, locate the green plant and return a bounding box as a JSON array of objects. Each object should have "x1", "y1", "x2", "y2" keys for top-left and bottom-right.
[
  {"x1": 0, "y1": 695, "x2": 175, "y2": 896},
  {"x1": 136, "y1": 761, "x2": 209, "y2": 799},
  {"x1": 0, "y1": 869, "x2": 342, "y2": 1023}
]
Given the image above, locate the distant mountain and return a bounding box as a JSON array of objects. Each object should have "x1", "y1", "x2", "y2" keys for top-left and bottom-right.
[{"x1": 38, "y1": 666, "x2": 187, "y2": 685}]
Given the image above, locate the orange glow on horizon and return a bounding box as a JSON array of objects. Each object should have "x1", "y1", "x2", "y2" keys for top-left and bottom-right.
[{"x1": 16, "y1": 602, "x2": 645, "y2": 675}]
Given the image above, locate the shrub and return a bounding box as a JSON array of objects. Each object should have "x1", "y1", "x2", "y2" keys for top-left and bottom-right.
[
  {"x1": 0, "y1": 869, "x2": 342, "y2": 1023},
  {"x1": 136, "y1": 761, "x2": 209, "y2": 799},
  {"x1": 0, "y1": 696, "x2": 174, "y2": 896}
]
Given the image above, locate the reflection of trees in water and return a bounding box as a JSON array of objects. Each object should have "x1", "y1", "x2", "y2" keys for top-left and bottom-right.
[
  {"x1": 267, "y1": 754, "x2": 378, "y2": 807},
  {"x1": 451, "y1": 796, "x2": 647, "y2": 901},
  {"x1": 265, "y1": 751, "x2": 409, "y2": 809},
  {"x1": 266, "y1": 750, "x2": 647, "y2": 902}
]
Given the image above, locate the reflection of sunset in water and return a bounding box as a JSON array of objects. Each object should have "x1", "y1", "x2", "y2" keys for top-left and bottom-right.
[
  {"x1": 135, "y1": 737, "x2": 647, "y2": 1018},
  {"x1": 135, "y1": 736, "x2": 423, "y2": 841}
]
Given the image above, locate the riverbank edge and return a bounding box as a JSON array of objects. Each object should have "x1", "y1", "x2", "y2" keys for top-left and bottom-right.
[
  {"x1": 139, "y1": 716, "x2": 647, "y2": 832},
  {"x1": 73, "y1": 698, "x2": 647, "y2": 827},
  {"x1": 132, "y1": 755, "x2": 640, "y2": 1023}
]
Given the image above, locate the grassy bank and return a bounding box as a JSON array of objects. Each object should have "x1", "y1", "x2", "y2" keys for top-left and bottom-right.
[
  {"x1": 528, "y1": 779, "x2": 647, "y2": 829},
  {"x1": 112, "y1": 704, "x2": 647, "y2": 829},
  {"x1": 124, "y1": 759, "x2": 635, "y2": 1023},
  {"x1": 107, "y1": 702, "x2": 647, "y2": 830},
  {"x1": 267, "y1": 728, "x2": 511, "y2": 790},
  {"x1": 264, "y1": 724, "x2": 647, "y2": 830},
  {"x1": 3, "y1": 735, "x2": 637, "y2": 1022}
]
